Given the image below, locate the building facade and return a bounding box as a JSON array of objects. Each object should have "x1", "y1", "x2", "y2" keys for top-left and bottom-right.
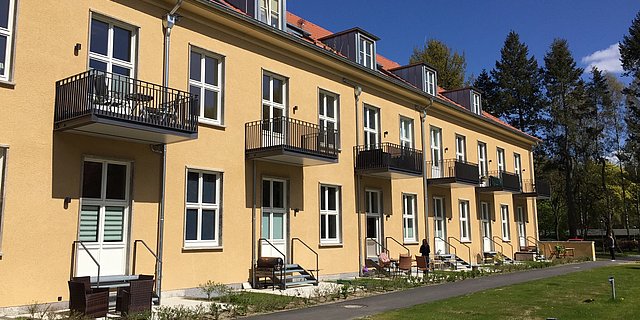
[{"x1": 0, "y1": 0, "x2": 547, "y2": 309}]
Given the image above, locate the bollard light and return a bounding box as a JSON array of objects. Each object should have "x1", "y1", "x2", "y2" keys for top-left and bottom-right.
[{"x1": 609, "y1": 276, "x2": 616, "y2": 300}]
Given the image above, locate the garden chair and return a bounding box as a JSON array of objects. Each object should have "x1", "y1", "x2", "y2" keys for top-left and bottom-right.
[
  {"x1": 68, "y1": 279, "x2": 109, "y2": 318},
  {"x1": 397, "y1": 254, "x2": 413, "y2": 276},
  {"x1": 116, "y1": 278, "x2": 154, "y2": 315},
  {"x1": 415, "y1": 255, "x2": 429, "y2": 277}
]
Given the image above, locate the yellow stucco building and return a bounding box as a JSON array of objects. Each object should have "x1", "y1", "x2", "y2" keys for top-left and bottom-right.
[{"x1": 0, "y1": 0, "x2": 548, "y2": 310}]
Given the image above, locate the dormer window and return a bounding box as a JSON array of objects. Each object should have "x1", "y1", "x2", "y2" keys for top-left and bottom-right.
[
  {"x1": 472, "y1": 92, "x2": 482, "y2": 115},
  {"x1": 258, "y1": 0, "x2": 283, "y2": 29},
  {"x1": 357, "y1": 34, "x2": 375, "y2": 69},
  {"x1": 424, "y1": 68, "x2": 436, "y2": 96}
]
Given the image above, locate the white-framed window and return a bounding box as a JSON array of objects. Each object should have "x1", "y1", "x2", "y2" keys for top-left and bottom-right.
[
  {"x1": 501, "y1": 204, "x2": 510, "y2": 241},
  {"x1": 320, "y1": 185, "x2": 341, "y2": 244},
  {"x1": 257, "y1": 0, "x2": 283, "y2": 29},
  {"x1": 189, "y1": 47, "x2": 224, "y2": 124},
  {"x1": 363, "y1": 104, "x2": 379, "y2": 146},
  {"x1": 184, "y1": 170, "x2": 222, "y2": 248},
  {"x1": 459, "y1": 200, "x2": 470, "y2": 242},
  {"x1": 497, "y1": 148, "x2": 505, "y2": 172},
  {"x1": 400, "y1": 117, "x2": 414, "y2": 148},
  {"x1": 88, "y1": 15, "x2": 136, "y2": 78},
  {"x1": 514, "y1": 153, "x2": 522, "y2": 181},
  {"x1": 0, "y1": 146, "x2": 7, "y2": 252},
  {"x1": 455, "y1": 135, "x2": 466, "y2": 161},
  {"x1": 0, "y1": 0, "x2": 16, "y2": 81},
  {"x1": 478, "y1": 142, "x2": 487, "y2": 178},
  {"x1": 262, "y1": 72, "x2": 287, "y2": 134},
  {"x1": 319, "y1": 90, "x2": 339, "y2": 148},
  {"x1": 357, "y1": 33, "x2": 375, "y2": 69},
  {"x1": 430, "y1": 127, "x2": 442, "y2": 177},
  {"x1": 403, "y1": 194, "x2": 417, "y2": 242},
  {"x1": 424, "y1": 68, "x2": 436, "y2": 96},
  {"x1": 471, "y1": 92, "x2": 482, "y2": 115}
]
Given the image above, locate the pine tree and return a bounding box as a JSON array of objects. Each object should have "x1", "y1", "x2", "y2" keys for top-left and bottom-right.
[
  {"x1": 490, "y1": 31, "x2": 545, "y2": 136},
  {"x1": 409, "y1": 39, "x2": 466, "y2": 90},
  {"x1": 620, "y1": 11, "x2": 640, "y2": 163},
  {"x1": 543, "y1": 38, "x2": 584, "y2": 238},
  {"x1": 472, "y1": 69, "x2": 498, "y2": 115},
  {"x1": 620, "y1": 11, "x2": 640, "y2": 78}
]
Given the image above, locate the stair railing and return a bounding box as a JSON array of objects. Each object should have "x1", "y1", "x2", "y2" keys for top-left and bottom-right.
[
  {"x1": 291, "y1": 238, "x2": 319, "y2": 280},
  {"x1": 448, "y1": 236, "x2": 471, "y2": 266},
  {"x1": 368, "y1": 237, "x2": 389, "y2": 256},
  {"x1": 132, "y1": 239, "x2": 162, "y2": 297},
  {"x1": 70, "y1": 240, "x2": 101, "y2": 287},
  {"x1": 487, "y1": 237, "x2": 504, "y2": 257},
  {"x1": 385, "y1": 236, "x2": 410, "y2": 257},
  {"x1": 493, "y1": 236, "x2": 514, "y2": 260},
  {"x1": 258, "y1": 238, "x2": 287, "y2": 289},
  {"x1": 434, "y1": 236, "x2": 458, "y2": 270},
  {"x1": 526, "y1": 236, "x2": 552, "y2": 258}
]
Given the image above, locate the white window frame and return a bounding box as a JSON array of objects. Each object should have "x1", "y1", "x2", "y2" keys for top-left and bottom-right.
[
  {"x1": 189, "y1": 47, "x2": 224, "y2": 125},
  {"x1": 501, "y1": 204, "x2": 511, "y2": 241},
  {"x1": 478, "y1": 142, "x2": 488, "y2": 178},
  {"x1": 455, "y1": 135, "x2": 466, "y2": 161},
  {"x1": 318, "y1": 89, "x2": 340, "y2": 148},
  {"x1": 0, "y1": 0, "x2": 16, "y2": 81},
  {"x1": 319, "y1": 184, "x2": 341, "y2": 244},
  {"x1": 497, "y1": 148, "x2": 505, "y2": 172},
  {"x1": 357, "y1": 33, "x2": 375, "y2": 69},
  {"x1": 262, "y1": 72, "x2": 287, "y2": 120},
  {"x1": 402, "y1": 193, "x2": 417, "y2": 243},
  {"x1": 184, "y1": 169, "x2": 222, "y2": 248},
  {"x1": 430, "y1": 126, "x2": 442, "y2": 165},
  {"x1": 471, "y1": 91, "x2": 482, "y2": 115},
  {"x1": 399, "y1": 116, "x2": 414, "y2": 148},
  {"x1": 88, "y1": 15, "x2": 137, "y2": 77},
  {"x1": 424, "y1": 67, "x2": 437, "y2": 96},
  {"x1": 514, "y1": 153, "x2": 522, "y2": 180},
  {"x1": 363, "y1": 104, "x2": 379, "y2": 146},
  {"x1": 459, "y1": 200, "x2": 471, "y2": 242},
  {"x1": 257, "y1": 0, "x2": 284, "y2": 29},
  {"x1": 0, "y1": 146, "x2": 7, "y2": 254}
]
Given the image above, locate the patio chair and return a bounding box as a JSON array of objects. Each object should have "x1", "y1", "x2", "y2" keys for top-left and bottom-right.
[
  {"x1": 68, "y1": 280, "x2": 109, "y2": 318},
  {"x1": 415, "y1": 255, "x2": 429, "y2": 277},
  {"x1": 397, "y1": 254, "x2": 413, "y2": 276},
  {"x1": 116, "y1": 278, "x2": 154, "y2": 315}
]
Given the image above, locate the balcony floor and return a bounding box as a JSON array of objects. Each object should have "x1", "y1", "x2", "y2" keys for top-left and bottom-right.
[
  {"x1": 428, "y1": 177, "x2": 479, "y2": 187},
  {"x1": 356, "y1": 167, "x2": 422, "y2": 179},
  {"x1": 246, "y1": 145, "x2": 338, "y2": 166},
  {"x1": 54, "y1": 113, "x2": 197, "y2": 144},
  {"x1": 475, "y1": 186, "x2": 521, "y2": 194}
]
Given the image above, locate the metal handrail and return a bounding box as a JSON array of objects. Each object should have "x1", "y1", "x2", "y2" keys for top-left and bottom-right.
[
  {"x1": 385, "y1": 236, "x2": 410, "y2": 257},
  {"x1": 132, "y1": 240, "x2": 161, "y2": 275},
  {"x1": 448, "y1": 236, "x2": 471, "y2": 266},
  {"x1": 527, "y1": 236, "x2": 553, "y2": 257},
  {"x1": 493, "y1": 236, "x2": 514, "y2": 260},
  {"x1": 291, "y1": 238, "x2": 319, "y2": 279},
  {"x1": 259, "y1": 238, "x2": 287, "y2": 288},
  {"x1": 368, "y1": 237, "x2": 389, "y2": 256},
  {"x1": 486, "y1": 236, "x2": 504, "y2": 255},
  {"x1": 71, "y1": 240, "x2": 101, "y2": 287},
  {"x1": 434, "y1": 236, "x2": 458, "y2": 270}
]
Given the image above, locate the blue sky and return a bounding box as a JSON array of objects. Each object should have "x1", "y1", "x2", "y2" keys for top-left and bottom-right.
[{"x1": 288, "y1": 1, "x2": 640, "y2": 80}]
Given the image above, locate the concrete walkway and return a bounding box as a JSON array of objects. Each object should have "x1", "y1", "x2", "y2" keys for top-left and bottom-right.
[{"x1": 246, "y1": 260, "x2": 621, "y2": 320}]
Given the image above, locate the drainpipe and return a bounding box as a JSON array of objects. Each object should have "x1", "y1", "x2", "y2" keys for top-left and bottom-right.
[
  {"x1": 251, "y1": 160, "x2": 257, "y2": 288},
  {"x1": 419, "y1": 98, "x2": 433, "y2": 249},
  {"x1": 344, "y1": 79, "x2": 363, "y2": 276},
  {"x1": 156, "y1": 0, "x2": 183, "y2": 304}
]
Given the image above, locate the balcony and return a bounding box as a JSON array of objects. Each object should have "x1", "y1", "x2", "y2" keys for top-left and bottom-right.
[
  {"x1": 354, "y1": 143, "x2": 423, "y2": 179},
  {"x1": 54, "y1": 70, "x2": 198, "y2": 144},
  {"x1": 245, "y1": 117, "x2": 339, "y2": 166},
  {"x1": 476, "y1": 170, "x2": 521, "y2": 194},
  {"x1": 427, "y1": 159, "x2": 479, "y2": 187},
  {"x1": 516, "y1": 179, "x2": 551, "y2": 199}
]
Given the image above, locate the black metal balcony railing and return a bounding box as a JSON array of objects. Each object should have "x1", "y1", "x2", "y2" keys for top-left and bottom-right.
[
  {"x1": 245, "y1": 117, "x2": 339, "y2": 158},
  {"x1": 55, "y1": 70, "x2": 198, "y2": 133},
  {"x1": 426, "y1": 159, "x2": 479, "y2": 184},
  {"x1": 354, "y1": 143, "x2": 423, "y2": 175},
  {"x1": 522, "y1": 179, "x2": 551, "y2": 198},
  {"x1": 483, "y1": 170, "x2": 521, "y2": 192}
]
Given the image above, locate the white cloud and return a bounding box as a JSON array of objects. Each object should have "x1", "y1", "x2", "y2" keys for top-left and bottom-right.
[{"x1": 581, "y1": 43, "x2": 623, "y2": 73}]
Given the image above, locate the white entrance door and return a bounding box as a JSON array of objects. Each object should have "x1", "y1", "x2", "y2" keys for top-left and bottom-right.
[
  {"x1": 481, "y1": 202, "x2": 492, "y2": 252},
  {"x1": 262, "y1": 73, "x2": 287, "y2": 147},
  {"x1": 433, "y1": 197, "x2": 447, "y2": 255},
  {"x1": 430, "y1": 127, "x2": 442, "y2": 178},
  {"x1": 261, "y1": 178, "x2": 287, "y2": 259},
  {"x1": 76, "y1": 159, "x2": 130, "y2": 277},
  {"x1": 365, "y1": 190, "x2": 382, "y2": 258},
  {"x1": 517, "y1": 207, "x2": 526, "y2": 249}
]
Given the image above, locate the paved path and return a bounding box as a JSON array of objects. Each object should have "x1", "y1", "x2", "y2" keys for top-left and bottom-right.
[{"x1": 246, "y1": 260, "x2": 620, "y2": 320}]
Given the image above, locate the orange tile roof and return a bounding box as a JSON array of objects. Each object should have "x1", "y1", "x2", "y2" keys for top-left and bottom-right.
[{"x1": 211, "y1": 1, "x2": 536, "y2": 141}]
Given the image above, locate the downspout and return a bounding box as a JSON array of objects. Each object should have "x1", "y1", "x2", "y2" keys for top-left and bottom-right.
[
  {"x1": 251, "y1": 160, "x2": 257, "y2": 288},
  {"x1": 344, "y1": 79, "x2": 363, "y2": 276},
  {"x1": 529, "y1": 149, "x2": 539, "y2": 241},
  {"x1": 156, "y1": 0, "x2": 183, "y2": 304},
  {"x1": 419, "y1": 98, "x2": 433, "y2": 249}
]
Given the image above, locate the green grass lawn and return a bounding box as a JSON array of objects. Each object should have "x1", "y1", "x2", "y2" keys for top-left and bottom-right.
[{"x1": 368, "y1": 263, "x2": 640, "y2": 320}]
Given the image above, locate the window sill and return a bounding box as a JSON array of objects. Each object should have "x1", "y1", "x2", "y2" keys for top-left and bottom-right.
[
  {"x1": 182, "y1": 245, "x2": 223, "y2": 251},
  {"x1": 198, "y1": 119, "x2": 226, "y2": 129},
  {"x1": 460, "y1": 240, "x2": 472, "y2": 244},
  {"x1": 403, "y1": 241, "x2": 419, "y2": 245},
  {"x1": 319, "y1": 242, "x2": 343, "y2": 248},
  {"x1": 502, "y1": 239, "x2": 511, "y2": 243},
  {"x1": 0, "y1": 79, "x2": 16, "y2": 89}
]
